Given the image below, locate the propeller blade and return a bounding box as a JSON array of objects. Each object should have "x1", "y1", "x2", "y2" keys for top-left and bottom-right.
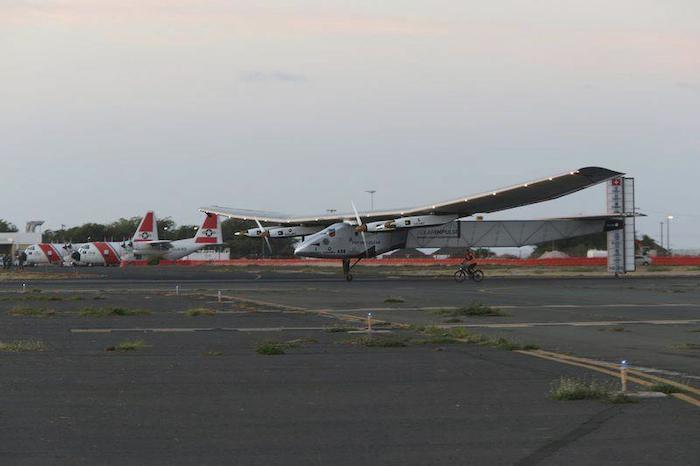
[
  {"x1": 255, "y1": 219, "x2": 273, "y2": 256},
  {"x1": 351, "y1": 201, "x2": 369, "y2": 257}
]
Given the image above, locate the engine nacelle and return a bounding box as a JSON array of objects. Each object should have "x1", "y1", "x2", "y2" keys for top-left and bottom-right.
[
  {"x1": 379, "y1": 214, "x2": 458, "y2": 230},
  {"x1": 237, "y1": 226, "x2": 322, "y2": 238},
  {"x1": 266, "y1": 226, "x2": 323, "y2": 238}
]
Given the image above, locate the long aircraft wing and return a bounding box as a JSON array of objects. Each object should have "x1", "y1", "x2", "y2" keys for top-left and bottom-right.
[{"x1": 201, "y1": 166, "x2": 622, "y2": 226}]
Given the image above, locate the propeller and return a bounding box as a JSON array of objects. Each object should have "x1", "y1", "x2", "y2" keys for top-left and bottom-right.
[
  {"x1": 255, "y1": 219, "x2": 273, "y2": 256},
  {"x1": 351, "y1": 201, "x2": 369, "y2": 257}
]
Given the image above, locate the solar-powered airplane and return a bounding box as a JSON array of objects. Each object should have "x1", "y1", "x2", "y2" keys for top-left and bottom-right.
[{"x1": 202, "y1": 167, "x2": 626, "y2": 281}]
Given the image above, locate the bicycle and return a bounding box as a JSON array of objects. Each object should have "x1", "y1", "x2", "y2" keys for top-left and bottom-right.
[{"x1": 454, "y1": 263, "x2": 484, "y2": 283}]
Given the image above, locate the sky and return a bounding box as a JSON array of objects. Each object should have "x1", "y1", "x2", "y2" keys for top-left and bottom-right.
[{"x1": 1, "y1": 1, "x2": 699, "y2": 247}]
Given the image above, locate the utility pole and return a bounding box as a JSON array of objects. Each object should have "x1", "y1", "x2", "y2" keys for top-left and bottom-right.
[
  {"x1": 667, "y1": 215, "x2": 673, "y2": 255},
  {"x1": 660, "y1": 221, "x2": 664, "y2": 252},
  {"x1": 365, "y1": 190, "x2": 376, "y2": 211}
]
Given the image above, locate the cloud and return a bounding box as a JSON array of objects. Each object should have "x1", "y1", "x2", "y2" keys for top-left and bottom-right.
[{"x1": 240, "y1": 71, "x2": 308, "y2": 83}]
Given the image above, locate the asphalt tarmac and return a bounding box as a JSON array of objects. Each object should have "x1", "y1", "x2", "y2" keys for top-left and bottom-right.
[{"x1": 0, "y1": 267, "x2": 698, "y2": 465}]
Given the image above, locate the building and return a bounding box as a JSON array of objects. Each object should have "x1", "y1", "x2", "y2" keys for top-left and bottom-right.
[{"x1": 0, "y1": 221, "x2": 43, "y2": 258}]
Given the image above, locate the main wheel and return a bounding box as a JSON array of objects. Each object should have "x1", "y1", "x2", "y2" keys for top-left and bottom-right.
[
  {"x1": 454, "y1": 270, "x2": 467, "y2": 283},
  {"x1": 345, "y1": 274, "x2": 353, "y2": 282},
  {"x1": 471, "y1": 269, "x2": 484, "y2": 282}
]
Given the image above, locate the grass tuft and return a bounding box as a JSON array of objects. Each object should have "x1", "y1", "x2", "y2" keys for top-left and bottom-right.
[
  {"x1": 648, "y1": 383, "x2": 683, "y2": 394},
  {"x1": 324, "y1": 327, "x2": 355, "y2": 333},
  {"x1": 256, "y1": 342, "x2": 287, "y2": 355},
  {"x1": 384, "y1": 296, "x2": 405, "y2": 304},
  {"x1": 185, "y1": 308, "x2": 217, "y2": 317},
  {"x1": 80, "y1": 307, "x2": 150, "y2": 317},
  {"x1": 8, "y1": 306, "x2": 56, "y2": 317},
  {"x1": 549, "y1": 377, "x2": 632, "y2": 403},
  {"x1": 673, "y1": 342, "x2": 700, "y2": 350},
  {"x1": 0, "y1": 339, "x2": 46, "y2": 352},
  {"x1": 432, "y1": 302, "x2": 508, "y2": 317}
]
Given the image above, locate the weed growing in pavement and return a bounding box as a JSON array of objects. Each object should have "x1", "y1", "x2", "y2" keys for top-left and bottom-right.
[
  {"x1": 673, "y1": 343, "x2": 700, "y2": 350},
  {"x1": 432, "y1": 302, "x2": 508, "y2": 317},
  {"x1": 80, "y1": 307, "x2": 150, "y2": 317},
  {"x1": 648, "y1": 383, "x2": 684, "y2": 395},
  {"x1": 8, "y1": 306, "x2": 56, "y2": 317},
  {"x1": 0, "y1": 339, "x2": 47, "y2": 352},
  {"x1": 550, "y1": 377, "x2": 632, "y2": 403},
  {"x1": 185, "y1": 308, "x2": 217, "y2": 317},
  {"x1": 255, "y1": 338, "x2": 318, "y2": 355},
  {"x1": 384, "y1": 297, "x2": 405, "y2": 304}
]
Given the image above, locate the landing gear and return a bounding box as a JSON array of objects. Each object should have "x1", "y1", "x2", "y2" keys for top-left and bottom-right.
[{"x1": 342, "y1": 258, "x2": 362, "y2": 282}]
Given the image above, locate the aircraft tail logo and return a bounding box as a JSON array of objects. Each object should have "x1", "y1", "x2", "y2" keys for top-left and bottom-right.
[
  {"x1": 133, "y1": 211, "x2": 158, "y2": 242},
  {"x1": 195, "y1": 214, "x2": 222, "y2": 244}
]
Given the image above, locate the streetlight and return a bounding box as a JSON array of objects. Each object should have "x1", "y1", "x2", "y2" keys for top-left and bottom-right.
[
  {"x1": 365, "y1": 190, "x2": 376, "y2": 211},
  {"x1": 667, "y1": 215, "x2": 673, "y2": 254}
]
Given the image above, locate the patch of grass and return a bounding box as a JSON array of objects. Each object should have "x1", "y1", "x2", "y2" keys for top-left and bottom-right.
[
  {"x1": 8, "y1": 306, "x2": 56, "y2": 317},
  {"x1": 432, "y1": 302, "x2": 508, "y2": 317},
  {"x1": 384, "y1": 296, "x2": 405, "y2": 304},
  {"x1": 108, "y1": 340, "x2": 147, "y2": 352},
  {"x1": 0, "y1": 339, "x2": 46, "y2": 352},
  {"x1": 550, "y1": 377, "x2": 626, "y2": 402},
  {"x1": 443, "y1": 318, "x2": 463, "y2": 323},
  {"x1": 689, "y1": 329, "x2": 700, "y2": 333},
  {"x1": 673, "y1": 342, "x2": 700, "y2": 350},
  {"x1": 648, "y1": 383, "x2": 683, "y2": 394},
  {"x1": 255, "y1": 337, "x2": 317, "y2": 355},
  {"x1": 418, "y1": 327, "x2": 538, "y2": 350},
  {"x1": 67, "y1": 296, "x2": 84, "y2": 301},
  {"x1": 255, "y1": 342, "x2": 287, "y2": 355},
  {"x1": 344, "y1": 335, "x2": 409, "y2": 347},
  {"x1": 647, "y1": 266, "x2": 671, "y2": 272},
  {"x1": 92, "y1": 295, "x2": 106, "y2": 300},
  {"x1": 185, "y1": 308, "x2": 217, "y2": 317},
  {"x1": 80, "y1": 307, "x2": 151, "y2": 317},
  {"x1": 324, "y1": 327, "x2": 355, "y2": 333}
]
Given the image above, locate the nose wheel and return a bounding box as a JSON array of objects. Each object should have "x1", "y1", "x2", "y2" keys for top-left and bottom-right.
[{"x1": 342, "y1": 258, "x2": 361, "y2": 282}]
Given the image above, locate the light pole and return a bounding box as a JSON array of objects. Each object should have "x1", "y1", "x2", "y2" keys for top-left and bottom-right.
[
  {"x1": 365, "y1": 190, "x2": 376, "y2": 211},
  {"x1": 667, "y1": 215, "x2": 673, "y2": 255},
  {"x1": 660, "y1": 221, "x2": 664, "y2": 251}
]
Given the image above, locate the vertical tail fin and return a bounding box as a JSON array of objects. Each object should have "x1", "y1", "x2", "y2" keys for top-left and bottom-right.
[
  {"x1": 132, "y1": 211, "x2": 158, "y2": 242},
  {"x1": 194, "y1": 214, "x2": 222, "y2": 244}
]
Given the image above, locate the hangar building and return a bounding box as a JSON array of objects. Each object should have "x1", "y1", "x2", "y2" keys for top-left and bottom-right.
[{"x1": 0, "y1": 221, "x2": 43, "y2": 258}]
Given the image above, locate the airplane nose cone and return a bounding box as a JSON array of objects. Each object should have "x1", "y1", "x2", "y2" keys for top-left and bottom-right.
[{"x1": 71, "y1": 251, "x2": 81, "y2": 262}]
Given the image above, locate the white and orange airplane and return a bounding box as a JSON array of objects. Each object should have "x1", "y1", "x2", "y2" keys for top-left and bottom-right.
[
  {"x1": 73, "y1": 212, "x2": 222, "y2": 266},
  {"x1": 23, "y1": 242, "x2": 84, "y2": 266}
]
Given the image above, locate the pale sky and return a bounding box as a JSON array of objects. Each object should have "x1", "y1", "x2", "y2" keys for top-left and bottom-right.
[{"x1": 2, "y1": 1, "x2": 699, "y2": 247}]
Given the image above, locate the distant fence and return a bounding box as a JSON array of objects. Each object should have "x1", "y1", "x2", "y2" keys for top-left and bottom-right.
[{"x1": 121, "y1": 256, "x2": 700, "y2": 267}]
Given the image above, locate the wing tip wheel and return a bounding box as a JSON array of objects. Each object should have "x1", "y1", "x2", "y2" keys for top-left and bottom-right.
[{"x1": 345, "y1": 273, "x2": 353, "y2": 282}]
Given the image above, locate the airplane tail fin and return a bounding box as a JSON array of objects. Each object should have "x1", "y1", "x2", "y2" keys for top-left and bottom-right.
[
  {"x1": 194, "y1": 214, "x2": 222, "y2": 244},
  {"x1": 132, "y1": 211, "x2": 158, "y2": 242}
]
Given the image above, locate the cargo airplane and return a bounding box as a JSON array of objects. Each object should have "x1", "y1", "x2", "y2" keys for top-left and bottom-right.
[
  {"x1": 73, "y1": 212, "x2": 222, "y2": 265},
  {"x1": 201, "y1": 167, "x2": 626, "y2": 281}
]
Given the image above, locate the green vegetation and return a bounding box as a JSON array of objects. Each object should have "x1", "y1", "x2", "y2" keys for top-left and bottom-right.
[
  {"x1": 549, "y1": 377, "x2": 632, "y2": 403},
  {"x1": 384, "y1": 296, "x2": 405, "y2": 304},
  {"x1": 432, "y1": 302, "x2": 508, "y2": 317},
  {"x1": 417, "y1": 327, "x2": 538, "y2": 350},
  {"x1": 673, "y1": 343, "x2": 700, "y2": 350},
  {"x1": 185, "y1": 308, "x2": 217, "y2": 317},
  {"x1": 80, "y1": 307, "x2": 151, "y2": 317},
  {"x1": 443, "y1": 318, "x2": 463, "y2": 323},
  {"x1": 345, "y1": 335, "x2": 409, "y2": 347},
  {"x1": 255, "y1": 338, "x2": 317, "y2": 355},
  {"x1": 0, "y1": 339, "x2": 46, "y2": 352},
  {"x1": 647, "y1": 266, "x2": 671, "y2": 272},
  {"x1": 324, "y1": 327, "x2": 355, "y2": 333},
  {"x1": 648, "y1": 383, "x2": 683, "y2": 395},
  {"x1": 8, "y1": 306, "x2": 56, "y2": 317},
  {"x1": 1, "y1": 294, "x2": 63, "y2": 302}
]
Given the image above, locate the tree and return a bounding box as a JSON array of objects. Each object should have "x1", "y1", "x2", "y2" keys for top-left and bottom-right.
[
  {"x1": 221, "y1": 219, "x2": 296, "y2": 258},
  {"x1": 531, "y1": 232, "x2": 607, "y2": 258},
  {"x1": 0, "y1": 219, "x2": 18, "y2": 232}
]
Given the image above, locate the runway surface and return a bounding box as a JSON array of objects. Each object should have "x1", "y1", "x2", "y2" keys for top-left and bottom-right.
[{"x1": 0, "y1": 267, "x2": 698, "y2": 464}]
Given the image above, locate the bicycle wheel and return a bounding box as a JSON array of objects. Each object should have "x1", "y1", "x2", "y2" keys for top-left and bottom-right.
[
  {"x1": 471, "y1": 269, "x2": 484, "y2": 282},
  {"x1": 454, "y1": 270, "x2": 467, "y2": 283}
]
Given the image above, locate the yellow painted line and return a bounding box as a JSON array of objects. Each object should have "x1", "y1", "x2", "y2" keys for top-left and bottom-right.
[
  {"x1": 534, "y1": 350, "x2": 700, "y2": 397},
  {"x1": 672, "y1": 393, "x2": 700, "y2": 408}
]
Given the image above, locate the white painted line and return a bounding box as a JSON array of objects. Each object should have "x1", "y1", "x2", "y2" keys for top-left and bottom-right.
[{"x1": 441, "y1": 319, "x2": 700, "y2": 329}]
